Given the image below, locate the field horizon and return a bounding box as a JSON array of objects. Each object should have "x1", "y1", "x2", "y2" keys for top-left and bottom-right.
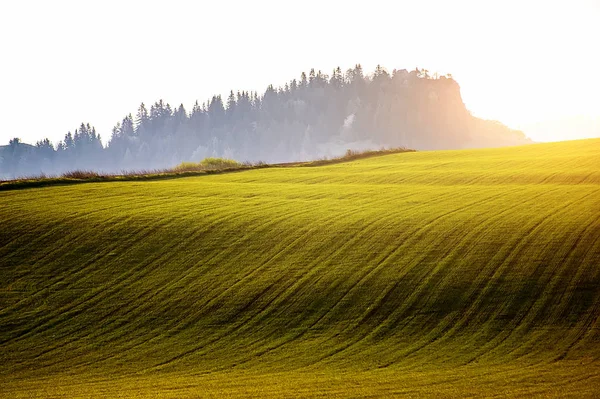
[{"x1": 1, "y1": 138, "x2": 599, "y2": 397}]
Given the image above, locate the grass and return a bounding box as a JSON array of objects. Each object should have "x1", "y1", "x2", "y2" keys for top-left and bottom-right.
[{"x1": 0, "y1": 139, "x2": 599, "y2": 397}]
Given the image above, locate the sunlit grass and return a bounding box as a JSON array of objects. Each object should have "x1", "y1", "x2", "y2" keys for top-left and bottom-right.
[{"x1": 1, "y1": 139, "x2": 599, "y2": 397}]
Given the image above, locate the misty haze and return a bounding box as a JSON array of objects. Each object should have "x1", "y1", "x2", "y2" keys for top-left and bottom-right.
[{"x1": 0, "y1": 66, "x2": 530, "y2": 180}]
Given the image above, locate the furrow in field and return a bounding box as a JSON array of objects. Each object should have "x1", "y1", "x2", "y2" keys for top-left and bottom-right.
[
  {"x1": 140, "y1": 200, "x2": 381, "y2": 371},
  {"x1": 289, "y1": 186, "x2": 532, "y2": 366},
  {"x1": 0, "y1": 215, "x2": 176, "y2": 345},
  {"x1": 6, "y1": 203, "x2": 269, "y2": 371},
  {"x1": 4, "y1": 191, "x2": 314, "y2": 376},
  {"x1": 88, "y1": 206, "x2": 321, "y2": 368},
  {"x1": 496, "y1": 194, "x2": 600, "y2": 361},
  {"x1": 324, "y1": 188, "x2": 557, "y2": 366},
  {"x1": 207, "y1": 187, "x2": 483, "y2": 357},
  {"x1": 448, "y1": 188, "x2": 600, "y2": 364},
  {"x1": 377, "y1": 187, "x2": 572, "y2": 364},
  {"x1": 206, "y1": 203, "x2": 425, "y2": 368}
]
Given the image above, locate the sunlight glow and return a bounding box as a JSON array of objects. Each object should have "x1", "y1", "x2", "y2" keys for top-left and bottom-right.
[{"x1": 0, "y1": 0, "x2": 598, "y2": 145}]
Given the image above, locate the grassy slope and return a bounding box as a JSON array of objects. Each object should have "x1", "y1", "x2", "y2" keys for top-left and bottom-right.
[{"x1": 1, "y1": 139, "x2": 599, "y2": 397}]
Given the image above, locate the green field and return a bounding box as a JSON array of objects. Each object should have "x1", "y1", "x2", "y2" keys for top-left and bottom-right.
[{"x1": 1, "y1": 139, "x2": 600, "y2": 397}]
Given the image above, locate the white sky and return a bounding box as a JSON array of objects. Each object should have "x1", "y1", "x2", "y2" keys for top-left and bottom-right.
[{"x1": 1, "y1": 0, "x2": 599, "y2": 146}]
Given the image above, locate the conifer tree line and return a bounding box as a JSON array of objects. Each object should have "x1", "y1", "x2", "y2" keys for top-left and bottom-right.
[{"x1": 0, "y1": 65, "x2": 530, "y2": 179}]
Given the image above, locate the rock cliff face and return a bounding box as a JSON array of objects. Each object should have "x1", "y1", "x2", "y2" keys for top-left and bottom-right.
[{"x1": 346, "y1": 71, "x2": 531, "y2": 151}]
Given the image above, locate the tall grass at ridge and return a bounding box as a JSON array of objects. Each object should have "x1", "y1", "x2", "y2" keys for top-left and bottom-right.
[{"x1": 0, "y1": 148, "x2": 413, "y2": 190}]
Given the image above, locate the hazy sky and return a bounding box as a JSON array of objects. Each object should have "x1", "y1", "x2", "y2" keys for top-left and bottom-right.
[{"x1": 1, "y1": 0, "x2": 599, "y2": 146}]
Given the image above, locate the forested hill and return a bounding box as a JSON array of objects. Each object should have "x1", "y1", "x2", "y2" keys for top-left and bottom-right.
[{"x1": 0, "y1": 65, "x2": 530, "y2": 179}]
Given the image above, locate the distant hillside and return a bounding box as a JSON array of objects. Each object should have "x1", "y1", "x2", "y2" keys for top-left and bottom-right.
[{"x1": 0, "y1": 65, "x2": 531, "y2": 179}]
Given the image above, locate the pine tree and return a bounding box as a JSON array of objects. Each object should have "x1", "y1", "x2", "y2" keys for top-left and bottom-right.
[
  {"x1": 330, "y1": 67, "x2": 343, "y2": 89},
  {"x1": 309, "y1": 68, "x2": 316, "y2": 86},
  {"x1": 64, "y1": 132, "x2": 74, "y2": 150},
  {"x1": 300, "y1": 72, "x2": 308, "y2": 88},
  {"x1": 122, "y1": 114, "x2": 135, "y2": 137},
  {"x1": 226, "y1": 90, "x2": 237, "y2": 120},
  {"x1": 208, "y1": 95, "x2": 225, "y2": 128},
  {"x1": 135, "y1": 103, "x2": 149, "y2": 131}
]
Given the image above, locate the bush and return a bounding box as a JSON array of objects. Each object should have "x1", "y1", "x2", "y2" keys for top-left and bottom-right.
[
  {"x1": 62, "y1": 170, "x2": 100, "y2": 179},
  {"x1": 345, "y1": 149, "x2": 359, "y2": 158},
  {"x1": 173, "y1": 158, "x2": 242, "y2": 172}
]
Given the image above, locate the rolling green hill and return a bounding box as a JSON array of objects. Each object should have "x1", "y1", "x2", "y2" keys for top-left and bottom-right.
[{"x1": 1, "y1": 139, "x2": 600, "y2": 397}]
